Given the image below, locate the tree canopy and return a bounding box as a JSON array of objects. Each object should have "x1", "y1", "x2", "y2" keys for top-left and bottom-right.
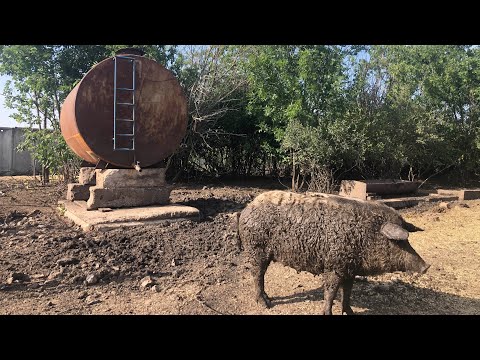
[{"x1": 1, "y1": 45, "x2": 479, "y2": 188}]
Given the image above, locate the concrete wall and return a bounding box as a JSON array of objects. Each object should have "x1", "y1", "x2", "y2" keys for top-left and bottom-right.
[{"x1": 0, "y1": 127, "x2": 36, "y2": 175}]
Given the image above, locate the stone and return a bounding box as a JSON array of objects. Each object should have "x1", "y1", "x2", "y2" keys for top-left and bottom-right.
[
  {"x1": 77, "y1": 291, "x2": 88, "y2": 299},
  {"x1": 140, "y1": 276, "x2": 155, "y2": 289},
  {"x1": 437, "y1": 189, "x2": 480, "y2": 201},
  {"x1": 27, "y1": 209, "x2": 41, "y2": 217},
  {"x1": 86, "y1": 186, "x2": 172, "y2": 210},
  {"x1": 56, "y1": 257, "x2": 80, "y2": 267},
  {"x1": 85, "y1": 295, "x2": 101, "y2": 305},
  {"x1": 59, "y1": 200, "x2": 200, "y2": 232},
  {"x1": 78, "y1": 167, "x2": 96, "y2": 185},
  {"x1": 43, "y1": 279, "x2": 59, "y2": 287},
  {"x1": 438, "y1": 202, "x2": 452, "y2": 210},
  {"x1": 151, "y1": 284, "x2": 161, "y2": 292},
  {"x1": 55, "y1": 236, "x2": 71, "y2": 242},
  {"x1": 48, "y1": 269, "x2": 64, "y2": 280},
  {"x1": 7, "y1": 272, "x2": 30, "y2": 283},
  {"x1": 85, "y1": 274, "x2": 98, "y2": 285},
  {"x1": 172, "y1": 269, "x2": 185, "y2": 278},
  {"x1": 67, "y1": 183, "x2": 91, "y2": 201},
  {"x1": 95, "y1": 168, "x2": 166, "y2": 189},
  {"x1": 461, "y1": 190, "x2": 480, "y2": 200},
  {"x1": 31, "y1": 273, "x2": 46, "y2": 280},
  {"x1": 339, "y1": 180, "x2": 368, "y2": 200},
  {"x1": 71, "y1": 275, "x2": 85, "y2": 283}
]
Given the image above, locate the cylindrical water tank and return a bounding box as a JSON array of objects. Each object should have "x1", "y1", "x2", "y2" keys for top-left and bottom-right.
[{"x1": 60, "y1": 48, "x2": 187, "y2": 168}]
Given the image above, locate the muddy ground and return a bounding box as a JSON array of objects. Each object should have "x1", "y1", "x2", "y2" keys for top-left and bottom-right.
[{"x1": 0, "y1": 176, "x2": 479, "y2": 315}]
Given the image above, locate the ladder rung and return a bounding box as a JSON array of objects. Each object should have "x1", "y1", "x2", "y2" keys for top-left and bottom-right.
[
  {"x1": 114, "y1": 56, "x2": 135, "y2": 153},
  {"x1": 115, "y1": 56, "x2": 135, "y2": 61}
]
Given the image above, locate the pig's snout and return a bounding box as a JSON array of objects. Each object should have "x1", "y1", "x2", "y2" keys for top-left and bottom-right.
[{"x1": 420, "y1": 263, "x2": 431, "y2": 274}]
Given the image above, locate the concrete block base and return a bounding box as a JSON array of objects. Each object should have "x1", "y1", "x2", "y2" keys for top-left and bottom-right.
[
  {"x1": 379, "y1": 194, "x2": 459, "y2": 209},
  {"x1": 95, "y1": 168, "x2": 166, "y2": 188},
  {"x1": 67, "y1": 183, "x2": 91, "y2": 201},
  {"x1": 436, "y1": 188, "x2": 480, "y2": 201},
  {"x1": 339, "y1": 180, "x2": 367, "y2": 200},
  {"x1": 67, "y1": 167, "x2": 173, "y2": 210},
  {"x1": 58, "y1": 200, "x2": 200, "y2": 232},
  {"x1": 79, "y1": 167, "x2": 96, "y2": 185},
  {"x1": 462, "y1": 190, "x2": 480, "y2": 200},
  {"x1": 86, "y1": 186, "x2": 172, "y2": 210}
]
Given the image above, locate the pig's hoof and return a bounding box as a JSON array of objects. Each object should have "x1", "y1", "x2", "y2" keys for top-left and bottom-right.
[
  {"x1": 342, "y1": 306, "x2": 354, "y2": 315},
  {"x1": 257, "y1": 294, "x2": 272, "y2": 308},
  {"x1": 320, "y1": 308, "x2": 333, "y2": 315}
]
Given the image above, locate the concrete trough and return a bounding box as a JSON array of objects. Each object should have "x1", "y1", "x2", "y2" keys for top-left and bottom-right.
[
  {"x1": 339, "y1": 179, "x2": 419, "y2": 200},
  {"x1": 436, "y1": 189, "x2": 480, "y2": 201}
]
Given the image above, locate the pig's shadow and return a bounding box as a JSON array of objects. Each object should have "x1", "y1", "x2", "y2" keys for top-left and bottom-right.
[{"x1": 270, "y1": 280, "x2": 480, "y2": 315}]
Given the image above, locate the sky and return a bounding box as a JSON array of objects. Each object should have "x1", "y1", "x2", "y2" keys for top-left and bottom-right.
[{"x1": 0, "y1": 74, "x2": 27, "y2": 127}]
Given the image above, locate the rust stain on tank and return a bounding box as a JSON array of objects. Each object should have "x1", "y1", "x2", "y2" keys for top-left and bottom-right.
[{"x1": 60, "y1": 51, "x2": 187, "y2": 168}]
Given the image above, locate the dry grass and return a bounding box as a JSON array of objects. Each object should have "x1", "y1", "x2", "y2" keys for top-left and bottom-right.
[{"x1": 402, "y1": 201, "x2": 480, "y2": 303}]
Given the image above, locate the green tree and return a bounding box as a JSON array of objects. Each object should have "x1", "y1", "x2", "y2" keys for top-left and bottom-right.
[
  {"x1": 371, "y1": 45, "x2": 480, "y2": 182},
  {"x1": 245, "y1": 45, "x2": 362, "y2": 191}
]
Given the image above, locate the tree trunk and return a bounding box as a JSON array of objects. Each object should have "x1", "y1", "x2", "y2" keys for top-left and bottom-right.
[
  {"x1": 291, "y1": 150, "x2": 296, "y2": 192},
  {"x1": 42, "y1": 166, "x2": 50, "y2": 185},
  {"x1": 272, "y1": 156, "x2": 278, "y2": 178},
  {"x1": 262, "y1": 153, "x2": 266, "y2": 177}
]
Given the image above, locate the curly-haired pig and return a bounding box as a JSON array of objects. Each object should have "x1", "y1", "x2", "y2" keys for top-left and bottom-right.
[{"x1": 237, "y1": 190, "x2": 430, "y2": 314}]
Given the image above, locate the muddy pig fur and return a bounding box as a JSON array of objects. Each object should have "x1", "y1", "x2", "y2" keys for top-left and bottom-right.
[{"x1": 237, "y1": 190, "x2": 430, "y2": 315}]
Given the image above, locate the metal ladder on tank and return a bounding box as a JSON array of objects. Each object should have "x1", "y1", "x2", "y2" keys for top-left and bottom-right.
[{"x1": 113, "y1": 55, "x2": 136, "y2": 151}]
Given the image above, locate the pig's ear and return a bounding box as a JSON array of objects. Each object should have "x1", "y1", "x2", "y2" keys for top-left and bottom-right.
[{"x1": 380, "y1": 222, "x2": 409, "y2": 241}]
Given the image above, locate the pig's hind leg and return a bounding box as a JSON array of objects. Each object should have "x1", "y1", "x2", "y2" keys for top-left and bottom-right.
[
  {"x1": 250, "y1": 252, "x2": 273, "y2": 308},
  {"x1": 321, "y1": 271, "x2": 342, "y2": 315},
  {"x1": 340, "y1": 277, "x2": 355, "y2": 315}
]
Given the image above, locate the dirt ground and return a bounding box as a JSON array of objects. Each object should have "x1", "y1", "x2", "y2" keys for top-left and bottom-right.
[{"x1": 1, "y1": 176, "x2": 479, "y2": 315}]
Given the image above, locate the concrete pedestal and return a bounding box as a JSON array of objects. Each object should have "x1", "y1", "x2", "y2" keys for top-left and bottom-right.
[
  {"x1": 67, "y1": 183, "x2": 91, "y2": 201},
  {"x1": 59, "y1": 200, "x2": 200, "y2": 232},
  {"x1": 86, "y1": 186, "x2": 172, "y2": 210},
  {"x1": 66, "y1": 168, "x2": 174, "y2": 210}
]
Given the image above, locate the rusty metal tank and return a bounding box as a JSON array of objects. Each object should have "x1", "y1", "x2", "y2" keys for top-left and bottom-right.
[{"x1": 60, "y1": 48, "x2": 187, "y2": 169}]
